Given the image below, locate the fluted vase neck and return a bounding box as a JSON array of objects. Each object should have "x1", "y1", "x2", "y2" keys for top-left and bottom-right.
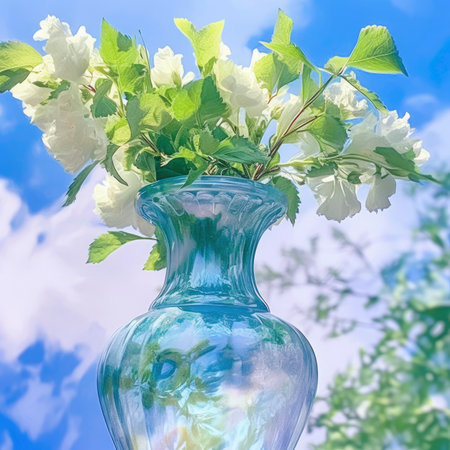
[{"x1": 136, "y1": 176, "x2": 287, "y2": 312}]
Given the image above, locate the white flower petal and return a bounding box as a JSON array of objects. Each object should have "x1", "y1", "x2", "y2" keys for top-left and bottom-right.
[
  {"x1": 308, "y1": 175, "x2": 361, "y2": 221},
  {"x1": 151, "y1": 46, "x2": 188, "y2": 88},
  {"x1": 33, "y1": 85, "x2": 108, "y2": 173},
  {"x1": 346, "y1": 110, "x2": 429, "y2": 168},
  {"x1": 93, "y1": 167, "x2": 155, "y2": 236},
  {"x1": 34, "y1": 16, "x2": 95, "y2": 84},
  {"x1": 324, "y1": 74, "x2": 368, "y2": 119},
  {"x1": 365, "y1": 174, "x2": 396, "y2": 212},
  {"x1": 10, "y1": 55, "x2": 55, "y2": 120},
  {"x1": 213, "y1": 58, "x2": 268, "y2": 119}
]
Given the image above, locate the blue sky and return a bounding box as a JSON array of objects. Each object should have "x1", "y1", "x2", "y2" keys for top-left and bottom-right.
[{"x1": 0, "y1": 1, "x2": 449, "y2": 449}]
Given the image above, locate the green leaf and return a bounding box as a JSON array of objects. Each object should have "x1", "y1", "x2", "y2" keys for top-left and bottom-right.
[
  {"x1": 212, "y1": 126, "x2": 229, "y2": 142},
  {"x1": 271, "y1": 176, "x2": 300, "y2": 224},
  {"x1": 166, "y1": 145, "x2": 209, "y2": 187},
  {"x1": 41, "y1": 80, "x2": 71, "y2": 105},
  {"x1": 134, "y1": 151, "x2": 157, "y2": 181},
  {"x1": 252, "y1": 53, "x2": 277, "y2": 92},
  {"x1": 374, "y1": 146, "x2": 416, "y2": 172},
  {"x1": 103, "y1": 144, "x2": 128, "y2": 185},
  {"x1": 0, "y1": 41, "x2": 42, "y2": 72},
  {"x1": 139, "y1": 93, "x2": 172, "y2": 130},
  {"x1": 125, "y1": 93, "x2": 171, "y2": 139},
  {"x1": 263, "y1": 41, "x2": 316, "y2": 74},
  {"x1": 373, "y1": 147, "x2": 437, "y2": 183},
  {"x1": 63, "y1": 161, "x2": 99, "y2": 207},
  {"x1": 307, "y1": 163, "x2": 337, "y2": 178},
  {"x1": 155, "y1": 157, "x2": 191, "y2": 179},
  {"x1": 213, "y1": 136, "x2": 268, "y2": 164},
  {"x1": 307, "y1": 115, "x2": 347, "y2": 153},
  {"x1": 88, "y1": 231, "x2": 150, "y2": 264},
  {"x1": 172, "y1": 89, "x2": 196, "y2": 121},
  {"x1": 120, "y1": 63, "x2": 151, "y2": 95},
  {"x1": 0, "y1": 68, "x2": 30, "y2": 93},
  {"x1": 99, "y1": 19, "x2": 147, "y2": 94},
  {"x1": 174, "y1": 18, "x2": 224, "y2": 74},
  {"x1": 170, "y1": 146, "x2": 200, "y2": 162},
  {"x1": 341, "y1": 74, "x2": 388, "y2": 113},
  {"x1": 125, "y1": 96, "x2": 146, "y2": 138},
  {"x1": 105, "y1": 116, "x2": 131, "y2": 145},
  {"x1": 0, "y1": 42, "x2": 43, "y2": 93},
  {"x1": 185, "y1": 76, "x2": 229, "y2": 126},
  {"x1": 91, "y1": 79, "x2": 117, "y2": 117},
  {"x1": 253, "y1": 53, "x2": 298, "y2": 93},
  {"x1": 301, "y1": 66, "x2": 319, "y2": 103},
  {"x1": 143, "y1": 228, "x2": 166, "y2": 270},
  {"x1": 197, "y1": 129, "x2": 220, "y2": 155},
  {"x1": 348, "y1": 25, "x2": 408, "y2": 75},
  {"x1": 32, "y1": 80, "x2": 58, "y2": 89},
  {"x1": 324, "y1": 56, "x2": 348, "y2": 75},
  {"x1": 347, "y1": 171, "x2": 362, "y2": 184},
  {"x1": 272, "y1": 9, "x2": 293, "y2": 44},
  {"x1": 253, "y1": 9, "x2": 300, "y2": 92},
  {"x1": 183, "y1": 158, "x2": 209, "y2": 188},
  {"x1": 198, "y1": 76, "x2": 229, "y2": 123}
]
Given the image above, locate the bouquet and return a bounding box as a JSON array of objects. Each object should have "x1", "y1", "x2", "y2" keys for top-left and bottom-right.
[{"x1": 0, "y1": 10, "x2": 435, "y2": 269}]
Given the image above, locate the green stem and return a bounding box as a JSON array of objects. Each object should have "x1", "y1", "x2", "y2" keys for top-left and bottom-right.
[
  {"x1": 141, "y1": 134, "x2": 159, "y2": 154},
  {"x1": 278, "y1": 158, "x2": 314, "y2": 168},
  {"x1": 280, "y1": 75, "x2": 334, "y2": 142},
  {"x1": 252, "y1": 76, "x2": 335, "y2": 181},
  {"x1": 242, "y1": 164, "x2": 251, "y2": 179}
]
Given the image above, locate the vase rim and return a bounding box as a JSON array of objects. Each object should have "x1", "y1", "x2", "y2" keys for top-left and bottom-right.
[{"x1": 136, "y1": 175, "x2": 288, "y2": 211}]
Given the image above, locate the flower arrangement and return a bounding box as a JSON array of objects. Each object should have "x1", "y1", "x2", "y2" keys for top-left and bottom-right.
[{"x1": 0, "y1": 11, "x2": 435, "y2": 269}]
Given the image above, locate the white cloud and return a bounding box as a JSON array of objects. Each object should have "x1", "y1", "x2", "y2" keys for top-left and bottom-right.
[
  {"x1": 418, "y1": 108, "x2": 450, "y2": 165},
  {"x1": 7, "y1": 376, "x2": 72, "y2": 439},
  {"x1": 404, "y1": 93, "x2": 438, "y2": 109},
  {"x1": 0, "y1": 170, "x2": 164, "y2": 365},
  {"x1": 0, "y1": 432, "x2": 13, "y2": 450},
  {"x1": 391, "y1": 0, "x2": 420, "y2": 14},
  {"x1": 60, "y1": 417, "x2": 81, "y2": 450}
]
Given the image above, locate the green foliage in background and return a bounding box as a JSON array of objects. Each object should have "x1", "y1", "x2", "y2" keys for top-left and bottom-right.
[{"x1": 258, "y1": 177, "x2": 450, "y2": 449}]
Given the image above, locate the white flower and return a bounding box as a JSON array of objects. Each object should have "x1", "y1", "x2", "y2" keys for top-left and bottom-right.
[
  {"x1": 213, "y1": 58, "x2": 268, "y2": 119},
  {"x1": 151, "y1": 46, "x2": 194, "y2": 88},
  {"x1": 324, "y1": 74, "x2": 368, "y2": 119},
  {"x1": 308, "y1": 174, "x2": 361, "y2": 221},
  {"x1": 32, "y1": 84, "x2": 108, "y2": 173},
  {"x1": 346, "y1": 111, "x2": 429, "y2": 167},
  {"x1": 294, "y1": 132, "x2": 321, "y2": 159},
  {"x1": 34, "y1": 15, "x2": 95, "y2": 84},
  {"x1": 343, "y1": 110, "x2": 430, "y2": 213},
  {"x1": 10, "y1": 55, "x2": 55, "y2": 120},
  {"x1": 365, "y1": 172, "x2": 396, "y2": 212},
  {"x1": 93, "y1": 161, "x2": 155, "y2": 236}
]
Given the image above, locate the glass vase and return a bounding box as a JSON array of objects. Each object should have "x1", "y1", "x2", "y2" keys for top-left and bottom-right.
[{"x1": 98, "y1": 176, "x2": 318, "y2": 449}]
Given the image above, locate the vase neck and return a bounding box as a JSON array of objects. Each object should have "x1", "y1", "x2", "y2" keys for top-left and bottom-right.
[{"x1": 136, "y1": 176, "x2": 287, "y2": 312}]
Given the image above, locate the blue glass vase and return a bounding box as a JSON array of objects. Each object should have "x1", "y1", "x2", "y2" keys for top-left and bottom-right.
[{"x1": 98, "y1": 176, "x2": 318, "y2": 449}]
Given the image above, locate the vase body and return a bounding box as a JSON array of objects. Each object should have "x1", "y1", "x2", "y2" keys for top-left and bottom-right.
[{"x1": 98, "y1": 176, "x2": 318, "y2": 450}]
